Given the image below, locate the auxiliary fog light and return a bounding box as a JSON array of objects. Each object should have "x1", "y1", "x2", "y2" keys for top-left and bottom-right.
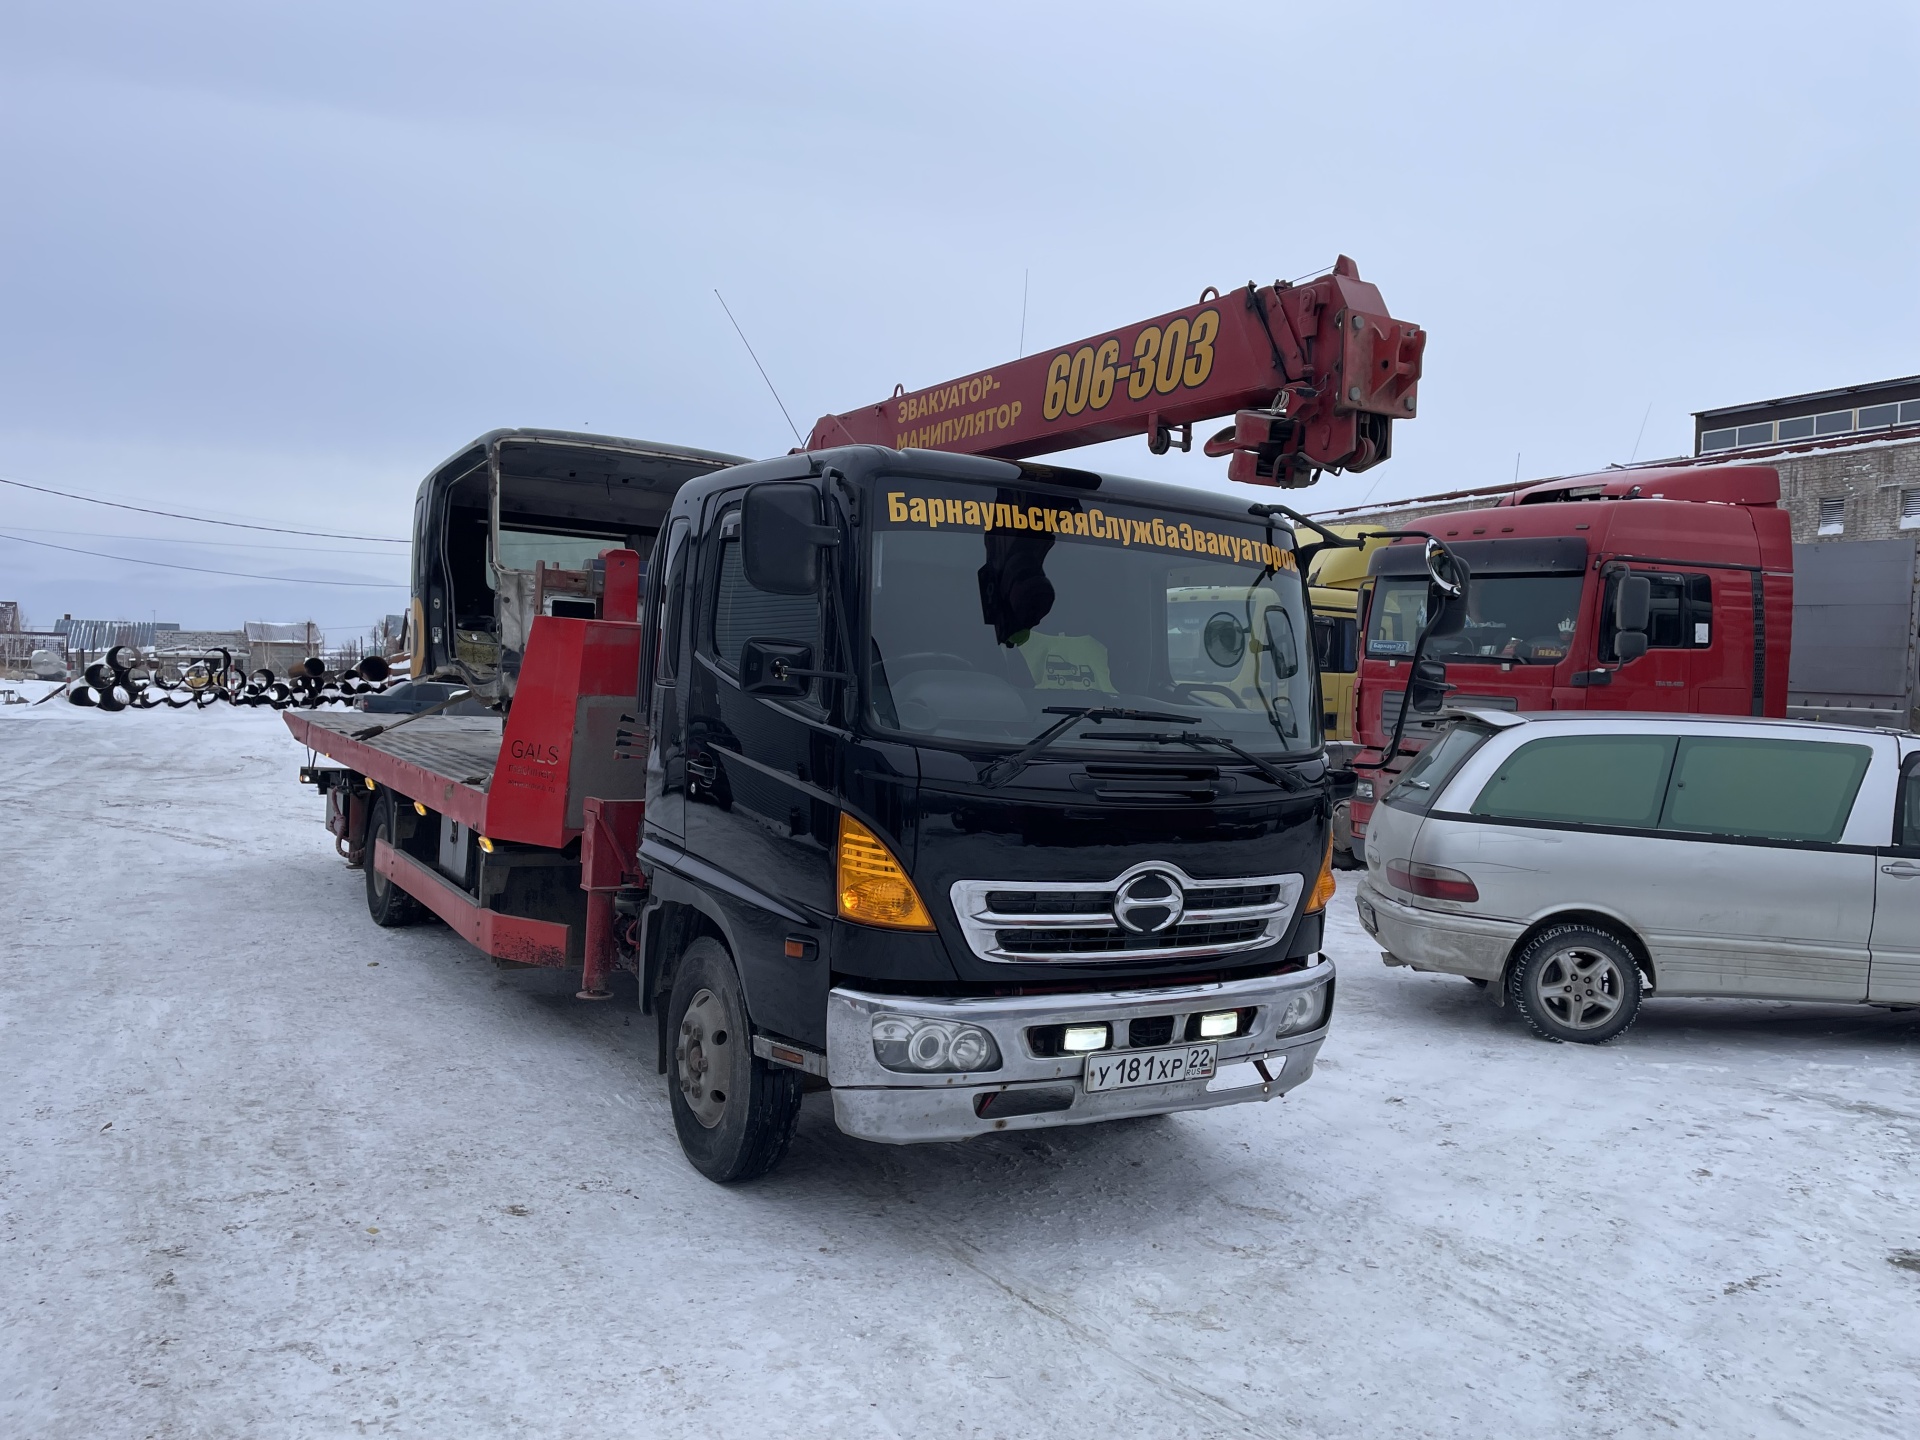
[
  {"x1": 1196, "y1": 1010, "x2": 1239, "y2": 1039},
  {"x1": 872, "y1": 1015, "x2": 1003, "y2": 1074},
  {"x1": 1274, "y1": 985, "x2": 1330, "y2": 1036},
  {"x1": 1061, "y1": 1024, "x2": 1110, "y2": 1054}
]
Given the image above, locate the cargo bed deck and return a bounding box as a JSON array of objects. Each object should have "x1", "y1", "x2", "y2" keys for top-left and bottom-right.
[{"x1": 285, "y1": 710, "x2": 503, "y2": 831}]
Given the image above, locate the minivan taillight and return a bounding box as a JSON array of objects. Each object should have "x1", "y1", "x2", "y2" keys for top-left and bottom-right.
[{"x1": 1385, "y1": 860, "x2": 1480, "y2": 903}]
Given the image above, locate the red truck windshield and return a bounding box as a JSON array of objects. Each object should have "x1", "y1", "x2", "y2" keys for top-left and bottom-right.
[{"x1": 1367, "y1": 573, "x2": 1583, "y2": 666}]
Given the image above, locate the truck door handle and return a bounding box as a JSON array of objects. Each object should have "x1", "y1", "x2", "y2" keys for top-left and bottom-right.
[{"x1": 1883, "y1": 862, "x2": 1920, "y2": 878}]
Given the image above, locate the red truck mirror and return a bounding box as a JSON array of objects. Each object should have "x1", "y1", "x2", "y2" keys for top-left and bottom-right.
[{"x1": 1613, "y1": 574, "x2": 1652, "y2": 663}]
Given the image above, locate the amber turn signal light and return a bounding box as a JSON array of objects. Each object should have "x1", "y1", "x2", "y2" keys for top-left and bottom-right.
[
  {"x1": 1305, "y1": 836, "x2": 1337, "y2": 914},
  {"x1": 836, "y1": 813, "x2": 934, "y2": 930}
]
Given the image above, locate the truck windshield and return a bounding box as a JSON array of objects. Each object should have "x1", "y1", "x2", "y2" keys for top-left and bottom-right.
[
  {"x1": 867, "y1": 484, "x2": 1320, "y2": 757},
  {"x1": 1367, "y1": 573, "x2": 1582, "y2": 665}
]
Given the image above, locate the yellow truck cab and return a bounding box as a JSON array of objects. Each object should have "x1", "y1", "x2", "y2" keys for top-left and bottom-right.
[{"x1": 1307, "y1": 524, "x2": 1388, "y2": 867}]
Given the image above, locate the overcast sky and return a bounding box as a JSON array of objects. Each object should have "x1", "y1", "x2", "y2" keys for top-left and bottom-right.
[{"x1": 2, "y1": 1, "x2": 1915, "y2": 636}]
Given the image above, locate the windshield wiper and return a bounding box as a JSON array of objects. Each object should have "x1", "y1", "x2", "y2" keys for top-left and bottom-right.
[
  {"x1": 979, "y1": 707, "x2": 1197, "y2": 787},
  {"x1": 1094, "y1": 730, "x2": 1312, "y2": 792}
]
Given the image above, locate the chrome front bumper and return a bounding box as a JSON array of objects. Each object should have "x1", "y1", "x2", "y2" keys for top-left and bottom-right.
[{"x1": 824, "y1": 959, "x2": 1333, "y2": 1144}]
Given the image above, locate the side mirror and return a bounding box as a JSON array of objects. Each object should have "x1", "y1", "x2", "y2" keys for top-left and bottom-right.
[
  {"x1": 1422, "y1": 541, "x2": 1472, "y2": 637},
  {"x1": 742, "y1": 484, "x2": 837, "y2": 596},
  {"x1": 1613, "y1": 574, "x2": 1651, "y2": 664},
  {"x1": 1615, "y1": 574, "x2": 1652, "y2": 632},
  {"x1": 1407, "y1": 657, "x2": 1452, "y2": 713},
  {"x1": 739, "y1": 638, "x2": 815, "y2": 697},
  {"x1": 1261, "y1": 607, "x2": 1301, "y2": 679},
  {"x1": 1203, "y1": 613, "x2": 1247, "y2": 668}
]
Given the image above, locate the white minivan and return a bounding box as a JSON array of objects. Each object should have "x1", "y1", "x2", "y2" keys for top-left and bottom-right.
[{"x1": 1355, "y1": 711, "x2": 1920, "y2": 1042}]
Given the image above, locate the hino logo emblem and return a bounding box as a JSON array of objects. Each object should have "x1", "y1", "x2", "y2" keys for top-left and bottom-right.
[{"x1": 1112, "y1": 868, "x2": 1185, "y2": 934}]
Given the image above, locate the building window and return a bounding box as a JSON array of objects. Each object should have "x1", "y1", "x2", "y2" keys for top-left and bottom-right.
[
  {"x1": 1902, "y1": 489, "x2": 1920, "y2": 531},
  {"x1": 1700, "y1": 395, "x2": 1920, "y2": 456},
  {"x1": 1817, "y1": 496, "x2": 1846, "y2": 535}
]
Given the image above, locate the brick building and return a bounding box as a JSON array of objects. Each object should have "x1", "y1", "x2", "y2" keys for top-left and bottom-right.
[{"x1": 1695, "y1": 376, "x2": 1920, "y2": 542}]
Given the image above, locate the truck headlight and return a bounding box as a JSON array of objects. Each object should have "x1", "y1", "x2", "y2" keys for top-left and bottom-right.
[
  {"x1": 1273, "y1": 985, "x2": 1330, "y2": 1036},
  {"x1": 872, "y1": 1015, "x2": 1003, "y2": 1074},
  {"x1": 1355, "y1": 780, "x2": 1375, "y2": 801}
]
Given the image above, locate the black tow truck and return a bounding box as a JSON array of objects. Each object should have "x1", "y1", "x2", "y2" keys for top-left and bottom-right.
[{"x1": 637, "y1": 447, "x2": 1349, "y2": 1179}]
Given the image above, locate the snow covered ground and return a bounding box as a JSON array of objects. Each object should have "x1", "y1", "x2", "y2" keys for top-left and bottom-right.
[{"x1": 2, "y1": 699, "x2": 1916, "y2": 1439}]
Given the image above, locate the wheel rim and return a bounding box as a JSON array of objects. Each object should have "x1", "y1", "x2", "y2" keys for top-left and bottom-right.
[
  {"x1": 1531, "y1": 945, "x2": 1628, "y2": 1030},
  {"x1": 370, "y1": 815, "x2": 391, "y2": 898},
  {"x1": 676, "y1": 988, "x2": 732, "y2": 1129}
]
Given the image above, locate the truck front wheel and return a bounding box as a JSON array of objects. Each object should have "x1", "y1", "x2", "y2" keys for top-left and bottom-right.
[
  {"x1": 665, "y1": 938, "x2": 802, "y2": 1183},
  {"x1": 365, "y1": 790, "x2": 423, "y2": 928}
]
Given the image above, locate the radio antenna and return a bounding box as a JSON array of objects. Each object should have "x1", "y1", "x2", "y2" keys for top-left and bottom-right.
[
  {"x1": 714, "y1": 289, "x2": 802, "y2": 446},
  {"x1": 1018, "y1": 268, "x2": 1030, "y2": 355}
]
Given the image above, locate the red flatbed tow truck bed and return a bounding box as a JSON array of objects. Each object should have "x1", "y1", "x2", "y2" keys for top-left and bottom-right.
[{"x1": 285, "y1": 613, "x2": 648, "y2": 993}]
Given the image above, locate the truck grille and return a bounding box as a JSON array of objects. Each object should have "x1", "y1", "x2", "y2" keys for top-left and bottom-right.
[
  {"x1": 950, "y1": 865, "x2": 1303, "y2": 964},
  {"x1": 996, "y1": 919, "x2": 1271, "y2": 955}
]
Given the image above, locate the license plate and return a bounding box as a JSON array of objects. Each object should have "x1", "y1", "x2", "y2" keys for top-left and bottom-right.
[
  {"x1": 1357, "y1": 896, "x2": 1377, "y2": 933},
  {"x1": 1082, "y1": 1044, "x2": 1216, "y2": 1093}
]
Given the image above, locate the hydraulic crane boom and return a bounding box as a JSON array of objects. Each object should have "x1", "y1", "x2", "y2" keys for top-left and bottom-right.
[{"x1": 806, "y1": 256, "x2": 1424, "y2": 488}]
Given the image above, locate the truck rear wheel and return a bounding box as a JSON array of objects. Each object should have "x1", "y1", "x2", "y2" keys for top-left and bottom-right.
[
  {"x1": 665, "y1": 938, "x2": 802, "y2": 1183},
  {"x1": 365, "y1": 790, "x2": 423, "y2": 928}
]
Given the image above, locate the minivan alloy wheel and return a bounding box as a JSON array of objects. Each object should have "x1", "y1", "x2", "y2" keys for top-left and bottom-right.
[
  {"x1": 1507, "y1": 922, "x2": 1643, "y2": 1044},
  {"x1": 1531, "y1": 946, "x2": 1626, "y2": 1030}
]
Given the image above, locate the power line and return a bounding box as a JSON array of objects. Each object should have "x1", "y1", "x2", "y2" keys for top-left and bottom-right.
[
  {"x1": 0, "y1": 531, "x2": 407, "y2": 588},
  {"x1": 0, "y1": 474, "x2": 409, "y2": 543},
  {"x1": 5, "y1": 525, "x2": 404, "y2": 557}
]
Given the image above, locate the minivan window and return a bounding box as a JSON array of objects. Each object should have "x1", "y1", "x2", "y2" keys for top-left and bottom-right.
[
  {"x1": 1470, "y1": 734, "x2": 1677, "y2": 827},
  {"x1": 1384, "y1": 723, "x2": 1490, "y2": 814},
  {"x1": 1658, "y1": 737, "x2": 1871, "y2": 845},
  {"x1": 710, "y1": 535, "x2": 822, "y2": 678},
  {"x1": 1898, "y1": 758, "x2": 1920, "y2": 851}
]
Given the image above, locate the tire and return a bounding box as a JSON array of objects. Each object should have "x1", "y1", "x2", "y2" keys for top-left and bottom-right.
[
  {"x1": 1507, "y1": 923, "x2": 1642, "y2": 1044},
  {"x1": 665, "y1": 938, "x2": 802, "y2": 1183},
  {"x1": 365, "y1": 790, "x2": 424, "y2": 928}
]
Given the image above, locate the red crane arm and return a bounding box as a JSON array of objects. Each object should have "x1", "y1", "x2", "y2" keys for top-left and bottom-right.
[{"x1": 805, "y1": 256, "x2": 1424, "y2": 488}]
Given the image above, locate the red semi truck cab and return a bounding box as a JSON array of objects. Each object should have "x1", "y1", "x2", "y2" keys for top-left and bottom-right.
[{"x1": 1345, "y1": 466, "x2": 1793, "y2": 858}]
